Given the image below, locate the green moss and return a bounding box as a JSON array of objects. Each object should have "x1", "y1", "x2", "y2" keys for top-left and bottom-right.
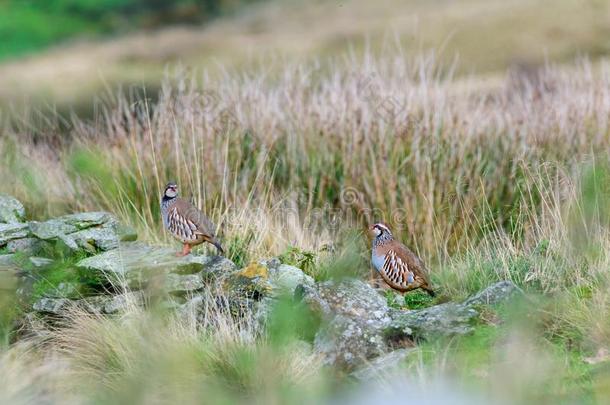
[
  {"x1": 403, "y1": 290, "x2": 435, "y2": 309},
  {"x1": 278, "y1": 247, "x2": 316, "y2": 278}
]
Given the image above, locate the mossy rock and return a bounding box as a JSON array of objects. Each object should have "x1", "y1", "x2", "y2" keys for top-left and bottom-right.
[
  {"x1": 0, "y1": 194, "x2": 25, "y2": 224},
  {"x1": 76, "y1": 242, "x2": 235, "y2": 288},
  {"x1": 0, "y1": 223, "x2": 30, "y2": 246},
  {"x1": 27, "y1": 212, "x2": 137, "y2": 254}
]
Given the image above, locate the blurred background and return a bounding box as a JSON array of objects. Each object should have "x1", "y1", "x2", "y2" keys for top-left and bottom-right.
[{"x1": 2, "y1": 0, "x2": 610, "y2": 115}]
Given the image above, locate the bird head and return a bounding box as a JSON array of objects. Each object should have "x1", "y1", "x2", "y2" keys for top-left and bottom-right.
[
  {"x1": 163, "y1": 182, "x2": 179, "y2": 198},
  {"x1": 369, "y1": 222, "x2": 392, "y2": 239}
]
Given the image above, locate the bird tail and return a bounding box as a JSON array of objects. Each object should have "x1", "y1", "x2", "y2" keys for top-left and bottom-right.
[
  {"x1": 425, "y1": 288, "x2": 436, "y2": 297},
  {"x1": 211, "y1": 238, "x2": 224, "y2": 255}
]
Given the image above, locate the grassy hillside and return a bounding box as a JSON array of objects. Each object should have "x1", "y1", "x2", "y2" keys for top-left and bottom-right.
[
  {"x1": 0, "y1": 0, "x2": 259, "y2": 60},
  {"x1": 1, "y1": 0, "x2": 610, "y2": 114},
  {"x1": 1, "y1": 1, "x2": 610, "y2": 402},
  {"x1": 1, "y1": 49, "x2": 610, "y2": 402}
]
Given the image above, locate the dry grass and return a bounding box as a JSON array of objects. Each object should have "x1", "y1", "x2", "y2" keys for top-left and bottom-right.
[
  {"x1": 2, "y1": 53, "x2": 610, "y2": 264},
  {"x1": 2, "y1": 49, "x2": 610, "y2": 402},
  {"x1": 1, "y1": 0, "x2": 609, "y2": 111},
  {"x1": 0, "y1": 287, "x2": 325, "y2": 404}
]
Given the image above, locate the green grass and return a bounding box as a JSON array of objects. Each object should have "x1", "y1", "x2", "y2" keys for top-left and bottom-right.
[
  {"x1": 407, "y1": 305, "x2": 599, "y2": 404},
  {"x1": 0, "y1": 0, "x2": 261, "y2": 61}
]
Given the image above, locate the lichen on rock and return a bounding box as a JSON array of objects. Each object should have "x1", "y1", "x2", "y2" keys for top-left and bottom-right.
[{"x1": 0, "y1": 194, "x2": 26, "y2": 224}]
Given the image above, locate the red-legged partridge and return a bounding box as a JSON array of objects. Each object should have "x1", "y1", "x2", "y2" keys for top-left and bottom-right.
[
  {"x1": 161, "y1": 182, "x2": 224, "y2": 256},
  {"x1": 370, "y1": 223, "x2": 435, "y2": 296}
]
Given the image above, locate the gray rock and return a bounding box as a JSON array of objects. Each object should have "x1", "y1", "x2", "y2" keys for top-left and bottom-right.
[
  {"x1": 194, "y1": 255, "x2": 237, "y2": 278},
  {"x1": 351, "y1": 348, "x2": 414, "y2": 381},
  {"x1": 300, "y1": 278, "x2": 392, "y2": 370},
  {"x1": 104, "y1": 291, "x2": 144, "y2": 314},
  {"x1": 69, "y1": 225, "x2": 123, "y2": 252},
  {"x1": 6, "y1": 238, "x2": 44, "y2": 255},
  {"x1": 60, "y1": 212, "x2": 114, "y2": 229},
  {"x1": 27, "y1": 212, "x2": 136, "y2": 253},
  {"x1": 76, "y1": 242, "x2": 235, "y2": 287},
  {"x1": 29, "y1": 219, "x2": 78, "y2": 240},
  {"x1": 227, "y1": 259, "x2": 313, "y2": 299},
  {"x1": 0, "y1": 223, "x2": 30, "y2": 246},
  {"x1": 386, "y1": 303, "x2": 479, "y2": 342},
  {"x1": 0, "y1": 194, "x2": 25, "y2": 223},
  {"x1": 77, "y1": 296, "x2": 111, "y2": 314},
  {"x1": 165, "y1": 273, "x2": 204, "y2": 294},
  {"x1": 32, "y1": 298, "x2": 72, "y2": 314},
  {"x1": 179, "y1": 293, "x2": 255, "y2": 324},
  {"x1": 463, "y1": 280, "x2": 523, "y2": 307},
  {"x1": 0, "y1": 254, "x2": 18, "y2": 290},
  {"x1": 225, "y1": 262, "x2": 272, "y2": 297},
  {"x1": 385, "y1": 281, "x2": 523, "y2": 342},
  {"x1": 28, "y1": 257, "x2": 54, "y2": 268},
  {"x1": 43, "y1": 282, "x2": 80, "y2": 299},
  {"x1": 177, "y1": 295, "x2": 206, "y2": 322},
  {"x1": 268, "y1": 262, "x2": 314, "y2": 297}
]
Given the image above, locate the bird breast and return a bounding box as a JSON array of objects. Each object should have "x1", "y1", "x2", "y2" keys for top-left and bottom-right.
[{"x1": 371, "y1": 251, "x2": 385, "y2": 273}]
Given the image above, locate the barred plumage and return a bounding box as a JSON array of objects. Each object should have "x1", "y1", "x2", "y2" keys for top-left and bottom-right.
[
  {"x1": 370, "y1": 223, "x2": 435, "y2": 296},
  {"x1": 161, "y1": 182, "x2": 224, "y2": 256}
]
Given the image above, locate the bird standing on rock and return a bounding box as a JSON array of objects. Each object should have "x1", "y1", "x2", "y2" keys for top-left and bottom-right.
[
  {"x1": 161, "y1": 182, "x2": 224, "y2": 256},
  {"x1": 369, "y1": 223, "x2": 435, "y2": 296}
]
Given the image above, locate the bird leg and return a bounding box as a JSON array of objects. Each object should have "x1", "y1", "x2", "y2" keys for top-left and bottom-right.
[
  {"x1": 369, "y1": 268, "x2": 386, "y2": 289},
  {"x1": 176, "y1": 243, "x2": 191, "y2": 257}
]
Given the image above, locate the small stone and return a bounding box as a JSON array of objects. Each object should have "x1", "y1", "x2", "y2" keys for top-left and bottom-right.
[
  {"x1": 0, "y1": 254, "x2": 18, "y2": 290},
  {"x1": 268, "y1": 263, "x2": 314, "y2": 297},
  {"x1": 77, "y1": 296, "x2": 110, "y2": 314},
  {"x1": 33, "y1": 298, "x2": 72, "y2": 314},
  {"x1": 165, "y1": 273, "x2": 204, "y2": 294},
  {"x1": 28, "y1": 257, "x2": 54, "y2": 268},
  {"x1": 44, "y1": 282, "x2": 80, "y2": 299},
  {"x1": 6, "y1": 238, "x2": 43, "y2": 255},
  {"x1": 104, "y1": 292, "x2": 144, "y2": 314},
  {"x1": 29, "y1": 220, "x2": 77, "y2": 240},
  {"x1": 386, "y1": 302, "x2": 479, "y2": 342},
  {"x1": 463, "y1": 280, "x2": 524, "y2": 307},
  {"x1": 0, "y1": 254, "x2": 17, "y2": 271},
  {"x1": 197, "y1": 256, "x2": 237, "y2": 278},
  {"x1": 0, "y1": 223, "x2": 30, "y2": 246},
  {"x1": 0, "y1": 194, "x2": 25, "y2": 223},
  {"x1": 60, "y1": 212, "x2": 113, "y2": 229},
  {"x1": 226, "y1": 262, "x2": 271, "y2": 297}
]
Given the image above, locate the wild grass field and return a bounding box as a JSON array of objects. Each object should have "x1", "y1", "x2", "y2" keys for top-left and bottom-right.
[
  {"x1": 2, "y1": 0, "x2": 610, "y2": 403},
  {"x1": 1, "y1": 46, "x2": 610, "y2": 402},
  {"x1": 2, "y1": 0, "x2": 610, "y2": 115}
]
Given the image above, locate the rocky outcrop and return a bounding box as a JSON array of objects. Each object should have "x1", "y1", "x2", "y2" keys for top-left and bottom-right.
[
  {"x1": 75, "y1": 242, "x2": 234, "y2": 287},
  {"x1": 298, "y1": 279, "x2": 392, "y2": 370},
  {"x1": 28, "y1": 212, "x2": 137, "y2": 253},
  {"x1": 0, "y1": 223, "x2": 30, "y2": 246},
  {"x1": 298, "y1": 279, "x2": 524, "y2": 370},
  {"x1": 2, "y1": 194, "x2": 528, "y2": 375}
]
